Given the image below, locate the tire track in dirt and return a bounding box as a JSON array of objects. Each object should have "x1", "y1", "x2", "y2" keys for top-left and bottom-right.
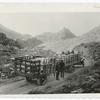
[{"x1": 0, "y1": 68, "x2": 82, "y2": 94}]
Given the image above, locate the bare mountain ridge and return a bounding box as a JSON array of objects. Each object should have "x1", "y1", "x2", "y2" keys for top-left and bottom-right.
[
  {"x1": 1, "y1": 23, "x2": 100, "y2": 53},
  {"x1": 23, "y1": 37, "x2": 43, "y2": 48},
  {"x1": 38, "y1": 25, "x2": 100, "y2": 52},
  {"x1": 36, "y1": 27, "x2": 76, "y2": 42},
  {"x1": 23, "y1": 27, "x2": 76, "y2": 48},
  {"x1": 0, "y1": 24, "x2": 32, "y2": 40},
  {"x1": 80, "y1": 25, "x2": 100, "y2": 42},
  {"x1": 0, "y1": 24, "x2": 76, "y2": 49}
]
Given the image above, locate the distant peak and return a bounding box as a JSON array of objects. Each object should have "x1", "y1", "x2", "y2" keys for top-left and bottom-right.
[
  {"x1": 59, "y1": 27, "x2": 72, "y2": 34},
  {"x1": 61, "y1": 27, "x2": 69, "y2": 31},
  {"x1": 63, "y1": 27, "x2": 68, "y2": 30},
  {"x1": 58, "y1": 27, "x2": 76, "y2": 39}
]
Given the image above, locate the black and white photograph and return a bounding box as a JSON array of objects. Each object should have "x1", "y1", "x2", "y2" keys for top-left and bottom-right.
[{"x1": 0, "y1": 3, "x2": 100, "y2": 95}]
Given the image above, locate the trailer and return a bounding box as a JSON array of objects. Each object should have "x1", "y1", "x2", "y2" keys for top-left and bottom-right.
[
  {"x1": 12, "y1": 53, "x2": 83, "y2": 85},
  {"x1": 13, "y1": 56, "x2": 54, "y2": 85},
  {"x1": 56, "y1": 53, "x2": 83, "y2": 72}
]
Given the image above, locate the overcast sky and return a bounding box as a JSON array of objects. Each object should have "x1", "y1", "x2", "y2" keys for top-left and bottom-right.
[{"x1": 0, "y1": 12, "x2": 100, "y2": 36}]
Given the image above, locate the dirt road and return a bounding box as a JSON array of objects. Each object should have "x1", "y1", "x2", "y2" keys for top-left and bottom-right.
[
  {"x1": 0, "y1": 79, "x2": 37, "y2": 94},
  {"x1": 0, "y1": 67, "x2": 82, "y2": 94},
  {"x1": 0, "y1": 74, "x2": 66, "y2": 94}
]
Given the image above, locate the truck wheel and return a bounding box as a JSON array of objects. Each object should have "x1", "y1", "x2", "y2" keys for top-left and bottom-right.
[
  {"x1": 36, "y1": 79, "x2": 41, "y2": 85},
  {"x1": 26, "y1": 77, "x2": 30, "y2": 82},
  {"x1": 37, "y1": 78, "x2": 44, "y2": 86},
  {"x1": 39, "y1": 76, "x2": 47, "y2": 86}
]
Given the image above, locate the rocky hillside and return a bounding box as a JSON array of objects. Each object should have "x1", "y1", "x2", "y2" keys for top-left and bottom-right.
[
  {"x1": 0, "y1": 32, "x2": 22, "y2": 65},
  {"x1": 81, "y1": 25, "x2": 100, "y2": 42},
  {"x1": 0, "y1": 24, "x2": 32, "y2": 40},
  {"x1": 36, "y1": 27, "x2": 75, "y2": 42},
  {"x1": 24, "y1": 27, "x2": 76, "y2": 49},
  {"x1": 21, "y1": 27, "x2": 76, "y2": 56},
  {"x1": 38, "y1": 25, "x2": 100, "y2": 52},
  {"x1": 23, "y1": 37, "x2": 43, "y2": 49},
  {"x1": 73, "y1": 42, "x2": 100, "y2": 67},
  {"x1": 0, "y1": 32, "x2": 21, "y2": 48}
]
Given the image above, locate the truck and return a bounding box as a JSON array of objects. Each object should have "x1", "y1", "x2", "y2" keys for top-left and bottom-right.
[
  {"x1": 12, "y1": 53, "x2": 83, "y2": 85},
  {"x1": 13, "y1": 56, "x2": 54, "y2": 85}
]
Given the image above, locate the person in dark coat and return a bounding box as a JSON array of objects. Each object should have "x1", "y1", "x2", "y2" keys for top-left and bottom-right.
[
  {"x1": 81, "y1": 58, "x2": 85, "y2": 68},
  {"x1": 59, "y1": 60, "x2": 65, "y2": 78},
  {"x1": 55, "y1": 61, "x2": 60, "y2": 80},
  {"x1": 53, "y1": 57, "x2": 56, "y2": 77}
]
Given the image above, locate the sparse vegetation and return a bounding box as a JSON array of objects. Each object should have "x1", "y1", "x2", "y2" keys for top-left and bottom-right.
[{"x1": 0, "y1": 32, "x2": 22, "y2": 65}]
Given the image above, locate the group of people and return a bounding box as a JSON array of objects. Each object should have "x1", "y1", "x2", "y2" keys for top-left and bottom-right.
[
  {"x1": 55, "y1": 60, "x2": 65, "y2": 80},
  {"x1": 39, "y1": 50, "x2": 85, "y2": 82}
]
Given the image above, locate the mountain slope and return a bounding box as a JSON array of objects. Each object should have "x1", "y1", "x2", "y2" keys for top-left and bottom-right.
[
  {"x1": 23, "y1": 27, "x2": 76, "y2": 49},
  {"x1": 36, "y1": 27, "x2": 76, "y2": 42},
  {"x1": 23, "y1": 37, "x2": 43, "y2": 48},
  {"x1": 0, "y1": 32, "x2": 22, "y2": 64},
  {"x1": 37, "y1": 25, "x2": 100, "y2": 52},
  {"x1": 80, "y1": 25, "x2": 100, "y2": 42},
  {"x1": 0, "y1": 24, "x2": 32, "y2": 40}
]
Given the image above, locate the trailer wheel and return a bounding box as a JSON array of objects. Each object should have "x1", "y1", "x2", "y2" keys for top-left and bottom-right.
[
  {"x1": 38, "y1": 76, "x2": 47, "y2": 86},
  {"x1": 26, "y1": 76, "x2": 31, "y2": 82}
]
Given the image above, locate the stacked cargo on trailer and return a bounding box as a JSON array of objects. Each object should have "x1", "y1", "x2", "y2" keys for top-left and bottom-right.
[{"x1": 12, "y1": 52, "x2": 84, "y2": 85}]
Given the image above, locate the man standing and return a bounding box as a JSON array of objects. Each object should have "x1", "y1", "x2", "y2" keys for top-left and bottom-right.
[
  {"x1": 53, "y1": 57, "x2": 56, "y2": 77},
  {"x1": 59, "y1": 60, "x2": 65, "y2": 78},
  {"x1": 81, "y1": 58, "x2": 85, "y2": 68},
  {"x1": 56, "y1": 61, "x2": 60, "y2": 80}
]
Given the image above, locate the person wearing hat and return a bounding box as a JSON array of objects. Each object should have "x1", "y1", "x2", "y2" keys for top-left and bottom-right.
[
  {"x1": 81, "y1": 58, "x2": 85, "y2": 68},
  {"x1": 59, "y1": 60, "x2": 65, "y2": 78},
  {"x1": 55, "y1": 61, "x2": 60, "y2": 80}
]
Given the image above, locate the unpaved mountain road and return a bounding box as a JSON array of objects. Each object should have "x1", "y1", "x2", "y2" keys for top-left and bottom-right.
[
  {"x1": 0, "y1": 79, "x2": 38, "y2": 94},
  {"x1": 0, "y1": 67, "x2": 83, "y2": 94},
  {"x1": 0, "y1": 75, "x2": 58, "y2": 94}
]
